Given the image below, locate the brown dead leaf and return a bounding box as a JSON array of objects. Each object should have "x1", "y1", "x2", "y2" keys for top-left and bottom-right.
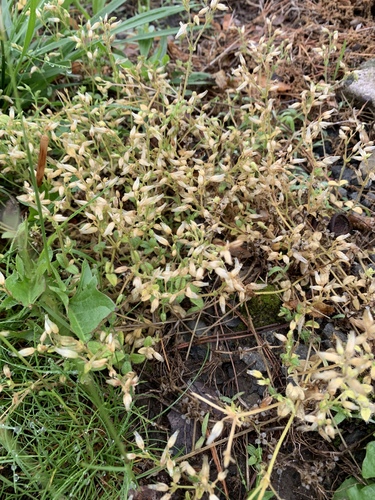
[
  {"x1": 214, "y1": 238, "x2": 253, "y2": 259},
  {"x1": 283, "y1": 299, "x2": 299, "y2": 311},
  {"x1": 214, "y1": 70, "x2": 228, "y2": 89},
  {"x1": 309, "y1": 302, "x2": 335, "y2": 318},
  {"x1": 348, "y1": 213, "x2": 375, "y2": 231},
  {"x1": 36, "y1": 135, "x2": 48, "y2": 187},
  {"x1": 257, "y1": 75, "x2": 292, "y2": 93},
  {"x1": 222, "y1": 13, "x2": 238, "y2": 30},
  {"x1": 71, "y1": 61, "x2": 83, "y2": 75},
  {"x1": 271, "y1": 15, "x2": 286, "y2": 27},
  {"x1": 167, "y1": 40, "x2": 190, "y2": 62},
  {"x1": 123, "y1": 43, "x2": 140, "y2": 59},
  {"x1": 229, "y1": 242, "x2": 252, "y2": 259},
  {"x1": 230, "y1": 74, "x2": 291, "y2": 95},
  {"x1": 260, "y1": 395, "x2": 274, "y2": 408}
]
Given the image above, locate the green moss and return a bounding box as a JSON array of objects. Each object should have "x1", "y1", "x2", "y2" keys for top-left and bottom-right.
[{"x1": 243, "y1": 285, "x2": 282, "y2": 328}]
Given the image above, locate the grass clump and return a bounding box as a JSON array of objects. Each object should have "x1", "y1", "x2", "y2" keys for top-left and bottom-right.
[{"x1": 1, "y1": 0, "x2": 375, "y2": 498}]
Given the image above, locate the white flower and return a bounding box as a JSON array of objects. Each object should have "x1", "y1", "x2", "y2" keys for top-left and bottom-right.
[
  {"x1": 18, "y1": 347, "x2": 36, "y2": 357},
  {"x1": 54, "y1": 347, "x2": 79, "y2": 358},
  {"x1": 175, "y1": 22, "x2": 188, "y2": 39}
]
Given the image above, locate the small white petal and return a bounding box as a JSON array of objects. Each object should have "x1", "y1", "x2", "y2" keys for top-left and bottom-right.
[
  {"x1": 175, "y1": 22, "x2": 188, "y2": 39},
  {"x1": 206, "y1": 421, "x2": 224, "y2": 445}
]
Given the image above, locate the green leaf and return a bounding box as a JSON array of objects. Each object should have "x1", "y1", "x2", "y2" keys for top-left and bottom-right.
[
  {"x1": 143, "y1": 336, "x2": 153, "y2": 347},
  {"x1": 129, "y1": 353, "x2": 145, "y2": 364},
  {"x1": 332, "y1": 410, "x2": 347, "y2": 425},
  {"x1": 125, "y1": 26, "x2": 183, "y2": 43},
  {"x1": 201, "y1": 413, "x2": 209, "y2": 436},
  {"x1": 106, "y1": 273, "x2": 117, "y2": 286},
  {"x1": 15, "y1": 255, "x2": 25, "y2": 278},
  {"x1": 108, "y1": 6, "x2": 187, "y2": 36},
  {"x1": 189, "y1": 297, "x2": 204, "y2": 310},
  {"x1": 121, "y1": 361, "x2": 133, "y2": 374},
  {"x1": 19, "y1": 0, "x2": 37, "y2": 62},
  {"x1": 56, "y1": 253, "x2": 69, "y2": 268},
  {"x1": 68, "y1": 283, "x2": 115, "y2": 342},
  {"x1": 77, "y1": 260, "x2": 97, "y2": 291},
  {"x1": 48, "y1": 286, "x2": 69, "y2": 309},
  {"x1": 268, "y1": 266, "x2": 286, "y2": 277},
  {"x1": 5, "y1": 271, "x2": 45, "y2": 307},
  {"x1": 247, "y1": 487, "x2": 274, "y2": 500},
  {"x1": 1, "y1": 296, "x2": 19, "y2": 309},
  {"x1": 345, "y1": 484, "x2": 375, "y2": 500},
  {"x1": 333, "y1": 478, "x2": 361, "y2": 500},
  {"x1": 90, "y1": 0, "x2": 136, "y2": 24},
  {"x1": 363, "y1": 442, "x2": 375, "y2": 479},
  {"x1": 87, "y1": 341, "x2": 112, "y2": 358},
  {"x1": 66, "y1": 264, "x2": 79, "y2": 274},
  {"x1": 194, "y1": 436, "x2": 205, "y2": 450},
  {"x1": 263, "y1": 492, "x2": 274, "y2": 500}
]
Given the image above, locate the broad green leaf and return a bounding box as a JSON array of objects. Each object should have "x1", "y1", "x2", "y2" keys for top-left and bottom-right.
[
  {"x1": 66, "y1": 264, "x2": 79, "y2": 274},
  {"x1": 333, "y1": 478, "x2": 361, "y2": 500},
  {"x1": 363, "y1": 442, "x2": 375, "y2": 479},
  {"x1": 48, "y1": 286, "x2": 69, "y2": 309},
  {"x1": 1, "y1": 296, "x2": 20, "y2": 309},
  {"x1": 87, "y1": 340, "x2": 113, "y2": 359},
  {"x1": 79, "y1": 260, "x2": 97, "y2": 291},
  {"x1": 121, "y1": 361, "x2": 132, "y2": 374},
  {"x1": 344, "y1": 484, "x2": 375, "y2": 500},
  {"x1": 5, "y1": 272, "x2": 45, "y2": 307},
  {"x1": 68, "y1": 285, "x2": 115, "y2": 342},
  {"x1": 15, "y1": 255, "x2": 25, "y2": 278}
]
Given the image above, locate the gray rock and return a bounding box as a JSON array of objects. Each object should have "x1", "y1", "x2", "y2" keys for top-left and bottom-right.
[
  {"x1": 295, "y1": 344, "x2": 309, "y2": 360},
  {"x1": 240, "y1": 349, "x2": 266, "y2": 372},
  {"x1": 340, "y1": 59, "x2": 375, "y2": 110},
  {"x1": 349, "y1": 191, "x2": 361, "y2": 202},
  {"x1": 321, "y1": 322, "x2": 347, "y2": 346},
  {"x1": 337, "y1": 187, "x2": 348, "y2": 199},
  {"x1": 362, "y1": 191, "x2": 375, "y2": 208},
  {"x1": 186, "y1": 319, "x2": 210, "y2": 337},
  {"x1": 331, "y1": 164, "x2": 356, "y2": 184}
]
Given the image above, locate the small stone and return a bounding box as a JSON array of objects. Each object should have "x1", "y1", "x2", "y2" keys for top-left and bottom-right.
[
  {"x1": 321, "y1": 323, "x2": 347, "y2": 345},
  {"x1": 340, "y1": 59, "x2": 375, "y2": 110},
  {"x1": 295, "y1": 344, "x2": 309, "y2": 360},
  {"x1": 337, "y1": 187, "x2": 348, "y2": 199},
  {"x1": 240, "y1": 350, "x2": 266, "y2": 372},
  {"x1": 348, "y1": 192, "x2": 361, "y2": 202},
  {"x1": 186, "y1": 319, "x2": 209, "y2": 337},
  {"x1": 361, "y1": 191, "x2": 375, "y2": 208},
  {"x1": 330, "y1": 164, "x2": 355, "y2": 184}
]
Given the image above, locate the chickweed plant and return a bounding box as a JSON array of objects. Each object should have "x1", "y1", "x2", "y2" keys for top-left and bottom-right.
[
  {"x1": 1, "y1": 0, "x2": 375, "y2": 498},
  {"x1": 0, "y1": 0, "x2": 186, "y2": 109}
]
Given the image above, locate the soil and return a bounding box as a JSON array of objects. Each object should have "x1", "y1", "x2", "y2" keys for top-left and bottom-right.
[{"x1": 119, "y1": 1, "x2": 375, "y2": 499}]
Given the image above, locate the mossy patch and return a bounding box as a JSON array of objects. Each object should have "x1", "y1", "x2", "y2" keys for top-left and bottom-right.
[{"x1": 243, "y1": 285, "x2": 282, "y2": 328}]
